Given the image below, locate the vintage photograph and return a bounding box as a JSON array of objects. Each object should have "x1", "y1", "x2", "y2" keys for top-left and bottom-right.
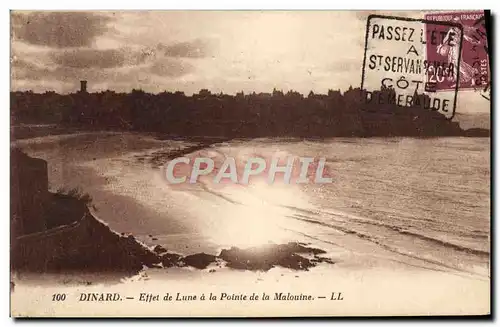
[{"x1": 10, "y1": 10, "x2": 491, "y2": 317}]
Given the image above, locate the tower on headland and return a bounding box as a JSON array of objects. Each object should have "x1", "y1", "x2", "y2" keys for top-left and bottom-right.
[{"x1": 80, "y1": 80, "x2": 88, "y2": 93}]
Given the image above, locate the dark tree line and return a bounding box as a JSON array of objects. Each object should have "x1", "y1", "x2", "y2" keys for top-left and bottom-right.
[{"x1": 11, "y1": 87, "x2": 477, "y2": 138}]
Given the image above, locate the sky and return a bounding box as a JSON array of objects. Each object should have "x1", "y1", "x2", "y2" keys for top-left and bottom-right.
[{"x1": 10, "y1": 11, "x2": 490, "y2": 112}]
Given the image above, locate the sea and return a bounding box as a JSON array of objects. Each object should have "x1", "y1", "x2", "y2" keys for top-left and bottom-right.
[{"x1": 15, "y1": 131, "x2": 490, "y2": 280}]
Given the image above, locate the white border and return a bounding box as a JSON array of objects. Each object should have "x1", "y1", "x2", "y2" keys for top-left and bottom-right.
[{"x1": 2, "y1": 1, "x2": 498, "y2": 325}]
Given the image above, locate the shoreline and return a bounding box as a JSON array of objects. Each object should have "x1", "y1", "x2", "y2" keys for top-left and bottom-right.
[{"x1": 11, "y1": 122, "x2": 491, "y2": 142}]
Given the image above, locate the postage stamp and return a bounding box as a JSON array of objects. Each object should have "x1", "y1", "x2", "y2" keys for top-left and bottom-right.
[
  {"x1": 361, "y1": 14, "x2": 463, "y2": 120},
  {"x1": 425, "y1": 11, "x2": 491, "y2": 98}
]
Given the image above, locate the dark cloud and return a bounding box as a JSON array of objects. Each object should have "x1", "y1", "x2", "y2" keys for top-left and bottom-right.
[
  {"x1": 12, "y1": 58, "x2": 108, "y2": 83},
  {"x1": 11, "y1": 17, "x2": 205, "y2": 91},
  {"x1": 48, "y1": 42, "x2": 206, "y2": 70},
  {"x1": 11, "y1": 11, "x2": 112, "y2": 48},
  {"x1": 50, "y1": 49, "x2": 127, "y2": 69},
  {"x1": 12, "y1": 55, "x2": 192, "y2": 91},
  {"x1": 157, "y1": 39, "x2": 211, "y2": 58}
]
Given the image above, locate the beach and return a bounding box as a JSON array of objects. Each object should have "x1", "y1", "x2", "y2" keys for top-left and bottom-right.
[{"x1": 11, "y1": 130, "x2": 491, "y2": 316}]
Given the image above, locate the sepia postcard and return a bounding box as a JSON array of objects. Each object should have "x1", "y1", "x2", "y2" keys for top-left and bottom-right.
[{"x1": 10, "y1": 10, "x2": 491, "y2": 317}]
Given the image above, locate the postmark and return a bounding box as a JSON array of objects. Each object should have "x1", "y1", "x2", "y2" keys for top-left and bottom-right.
[
  {"x1": 424, "y1": 11, "x2": 490, "y2": 99},
  {"x1": 361, "y1": 14, "x2": 463, "y2": 120}
]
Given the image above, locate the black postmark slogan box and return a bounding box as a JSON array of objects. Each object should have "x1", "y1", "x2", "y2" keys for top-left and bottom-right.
[{"x1": 361, "y1": 15, "x2": 463, "y2": 120}]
